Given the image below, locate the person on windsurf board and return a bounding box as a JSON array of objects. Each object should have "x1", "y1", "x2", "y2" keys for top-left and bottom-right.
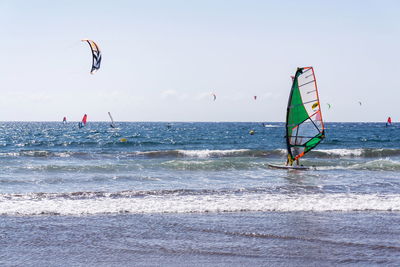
[
  {"x1": 386, "y1": 117, "x2": 392, "y2": 127},
  {"x1": 78, "y1": 114, "x2": 87, "y2": 129},
  {"x1": 284, "y1": 67, "x2": 325, "y2": 167},
  {"x1": 108, "y1": 112, "x2": 116, "y2": 128},
  {"x1": 268, "y1": 67, "x2": 325, "y2": 170}
]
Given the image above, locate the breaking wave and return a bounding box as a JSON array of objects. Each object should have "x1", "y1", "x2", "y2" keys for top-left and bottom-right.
[
  {"x1": 311, "y1": 148, "x2": 400, "y2": 158},
  {"x1": 3, "y1": 148, "x2": 400, "y2": 159},
  {"x1": 0, "y1": 191, "x2": 399, "y2": 216}
]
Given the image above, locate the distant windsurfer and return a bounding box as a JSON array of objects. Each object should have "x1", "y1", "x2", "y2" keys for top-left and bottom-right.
[
  {"x1": 78, "y1": 114, "x2": 87, "y2": 128},
  {"x1": 108, "y1": 112, "x2": 116, "y2": 128},
  {"x1": 63, "y1": 117, "x2": 67, "y2": 124},
  {"x1": 386, "y1": 117, "x2": 392, "y2": 127}
]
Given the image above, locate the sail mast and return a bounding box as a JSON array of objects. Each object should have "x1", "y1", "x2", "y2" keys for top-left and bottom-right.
[
  {"x1": 286, "y1": 71, "x2": 298, "y2": 161},
  {"x1": 108, "y1": 112, "x2": 116, "y2": 128}
]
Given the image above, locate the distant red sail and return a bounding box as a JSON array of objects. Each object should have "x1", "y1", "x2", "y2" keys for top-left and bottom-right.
[
  {"x1": 388, "y1": 117, "x2": 392, "y2": 124},
  {"x1": 82, "y1": 114, "x2": 87, "y2": 125}
]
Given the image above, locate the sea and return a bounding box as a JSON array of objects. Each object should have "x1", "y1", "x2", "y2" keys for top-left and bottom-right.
[{"x1": 0, "y1": 122, "x2": 400, "y2": 266}]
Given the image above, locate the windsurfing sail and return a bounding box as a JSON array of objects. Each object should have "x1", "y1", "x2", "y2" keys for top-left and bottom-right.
[
  {"x1": 63, "y1": 117, "x2": 67, "y2": 124},
  {"x1": 82, "y1": 39, "x2": 102, "y2": 74},
  {"x1": 212, "y1": 93, "x2": 216, "y2": 101},
  {"x1": 78, "y1": 114, "x2": 87, "y2": 129},
  {"x1": 387, "y1": 116, "x2": 392, "y2": 126},
  {"x1": 108, "y1": 112, "x2": 116, "y2": 128},
  {"x1": 286, "y1": 67, "x2": 325, "y2": 164},
  {"x1": 82, "y1": 114, "x2": 87, "y2": 125}
]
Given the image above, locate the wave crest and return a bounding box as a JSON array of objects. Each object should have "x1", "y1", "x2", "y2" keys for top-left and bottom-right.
[{"x1": 0, "y1": 191, "x2": 399, "y2": 216}]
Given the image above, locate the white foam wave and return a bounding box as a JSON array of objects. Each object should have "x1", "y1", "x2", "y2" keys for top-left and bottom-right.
[
  {"x1": 0, "y1": 151, "x2": 72, "y2": 158},
  {"x1": 313, "y1": 149, "x2": 364, "y2": 157},
  {"x1": 177, "y1": 149, "x2": 251, "y2": 158},
  {"x1": 263, "y1": 124, "x2": 281, "y2": 128},
  {"x1": 1, "y1": 193, "x2": 399, "y2": 216}
]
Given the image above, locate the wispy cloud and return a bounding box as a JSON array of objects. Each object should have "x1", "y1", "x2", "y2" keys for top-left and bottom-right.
[{"x1": 161, "y1": 89, "x2": 178, "y2": 99}]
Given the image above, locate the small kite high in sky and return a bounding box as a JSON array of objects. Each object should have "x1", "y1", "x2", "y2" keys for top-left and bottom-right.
[{"x1": 82, "y1": 39, "x2": 102, "y2": 74}]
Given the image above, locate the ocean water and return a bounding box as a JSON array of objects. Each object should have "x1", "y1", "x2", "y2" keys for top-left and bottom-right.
[{"x1": 1, "y1": 122, "x2": 400, "y2": 266}]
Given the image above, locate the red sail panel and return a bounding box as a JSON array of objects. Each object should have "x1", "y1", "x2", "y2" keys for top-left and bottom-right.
[{"x1": 82, "y1": 114, "x2": 87, "y2": 125}]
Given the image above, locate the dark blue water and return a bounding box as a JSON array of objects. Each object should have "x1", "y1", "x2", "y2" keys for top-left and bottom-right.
[{"x1": 1, "y1": 122, "x2": 400, "y2": 265}]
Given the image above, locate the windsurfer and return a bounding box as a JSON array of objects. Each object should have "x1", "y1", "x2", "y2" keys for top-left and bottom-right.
[
  {"x1": 386, "y1": 117, "x2": 392, "y2": 127},
  {"x1": 285, "y1": 155, "x2": 300, "y2": 166},
  {"x1": 285, "y1": 155, "x2": 293, "y2": 166}
]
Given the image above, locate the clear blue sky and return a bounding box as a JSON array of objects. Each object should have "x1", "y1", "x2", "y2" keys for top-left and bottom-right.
[{"x1": 0, "y1": 0, "x2": 399, "y2": 122}]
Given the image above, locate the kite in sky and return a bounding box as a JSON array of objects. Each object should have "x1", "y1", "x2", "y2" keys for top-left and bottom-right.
[{"x1": 82, "y1": 39, "x2": 102, "y2": 74}]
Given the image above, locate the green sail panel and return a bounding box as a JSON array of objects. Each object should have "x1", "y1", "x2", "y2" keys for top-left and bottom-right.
[{"x1": 286, "y1": 67, "x2": 325, "y2": 161}]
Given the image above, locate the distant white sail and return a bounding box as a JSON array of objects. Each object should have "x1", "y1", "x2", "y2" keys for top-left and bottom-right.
[{"x1": 108, "y1": 112, "x2": 116, "y2": 128}]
